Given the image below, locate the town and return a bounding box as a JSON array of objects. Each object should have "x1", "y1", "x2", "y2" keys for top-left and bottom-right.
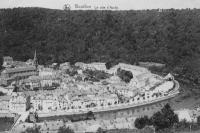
[{"x1": 0, "y1": 51, "x2": 180, "y2": 132}]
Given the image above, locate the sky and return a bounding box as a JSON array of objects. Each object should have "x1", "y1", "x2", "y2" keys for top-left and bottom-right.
[{"x1": 0, "y1": 0, "x2": 200, "y2": 10}]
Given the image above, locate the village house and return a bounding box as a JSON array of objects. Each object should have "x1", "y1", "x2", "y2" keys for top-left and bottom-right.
[
  {"x1": 22, "y1": 76, "x2": 41, "y2": 90},
  {"x1": 132, "y1": 90, "x2": 161, "y2": 104},
  {"x1": 99, "y1": 94, "x2": 119, "y2": 106},
  {"x1": 57, "y1": 96, "x2": 69, "y2": 110},
  {"x1": 2, "y1": 56, "x2": 13, "y2": 67},
  {"x1": 0, "y1": 96, "x2": 11, "y2": 112},
  {"x1": 75, "y1": 62, "x2": 107, "y2": 72},
  {"x1": 0, "y1": 53, "x2": 39, "y2": 86},
  {"x1": 31, "y1": 93, "x2": 69, "y2": 112},
  {"x1": 64, "y1": 92, "x2": 119, "y2": 111},
  {"x1": 115, "y1": 87, "x2": 139, "y2": 98},
  {"x1": 9, "y1": 92, "x2": 30, "y2": 113},
  {"x1": 39, "y1": 67, "x2": 55, "y2": 77},
  {"x1": 86, "y1": 62, "x2": 107, "y2": 71},
  {"x1": 22, "y1": 75, "x2": 61, "y2": 90},
  {"x1": 0, "y1": 66, "x2": 38, "y2": 86},
  {"x1": 59, "y1": 62, "x2": 71, "y2": 70},
  {"x1": 40, "y1": 75, "x2": 61, "y2": 87}
]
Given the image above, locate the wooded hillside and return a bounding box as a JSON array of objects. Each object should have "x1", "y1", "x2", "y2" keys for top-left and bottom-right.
[{"x1": 0, "y1": 8, "x2": 200, "y2": 85}]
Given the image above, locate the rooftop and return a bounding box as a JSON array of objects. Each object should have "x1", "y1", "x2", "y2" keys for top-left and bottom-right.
[
  {"x1": 2, "y1": 66, "x2": 36, "y2": 74},
  {"x1": 23, "y1": 75, "x2": 59, "y2": 83}
]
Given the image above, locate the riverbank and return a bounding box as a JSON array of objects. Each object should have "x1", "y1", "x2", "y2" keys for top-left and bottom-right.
[
  {"x1": 169, "y1": 82, "x2": 200, "y2": 110},
  {"x1": 12, "y1": 116, "x2": 137, "y2": 133}
]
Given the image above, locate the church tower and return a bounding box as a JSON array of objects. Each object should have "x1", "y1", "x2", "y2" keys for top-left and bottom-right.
[{"x1": 33, "y1": 50, "x2": 38, "y2": 69}]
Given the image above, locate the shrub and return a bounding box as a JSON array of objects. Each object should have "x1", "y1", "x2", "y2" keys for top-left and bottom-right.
[
  {"x1": 117, "y1": 68, "x2": 133, "y2": 83},
  {"x1": 135, "y1": 116, "x2": 151, "y2": 129},
  {"x1": 135, "y1": 104, "x2": 178, "y2": 131},
  {"x1": 151, "y1": 104, "x2": 178, "y2": 131},
  {"x1": 22, "y1": 126, "x2": 41, "y2": 133},
  {"x1": 96, "y1": 127, "x2": 105, "y2": 133},
  {"x1": 58, "y1": 126, "x2": 74, "y2": 133}
]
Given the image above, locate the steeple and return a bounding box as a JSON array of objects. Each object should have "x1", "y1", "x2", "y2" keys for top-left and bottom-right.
[{"x1": 33, "y1": 50, "x2": 38, "y2": 69}]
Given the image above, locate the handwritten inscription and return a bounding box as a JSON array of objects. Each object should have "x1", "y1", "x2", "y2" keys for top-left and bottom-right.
[
  {"x1": 75, "y1": 4, "x2": 92, "y2": 9},
  {"x1": 74, "y1": 4, "x2": 119, "y2": 10}
]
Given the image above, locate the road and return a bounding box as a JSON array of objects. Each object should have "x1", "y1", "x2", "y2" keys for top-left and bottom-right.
[{"x1": 10, "y1": 111, "x2": 30, "y2": 133}]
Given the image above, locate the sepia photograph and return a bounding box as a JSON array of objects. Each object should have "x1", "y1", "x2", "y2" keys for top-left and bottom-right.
[{"x1": 0, "y1": 0, "x2": 200, "y2": 133}]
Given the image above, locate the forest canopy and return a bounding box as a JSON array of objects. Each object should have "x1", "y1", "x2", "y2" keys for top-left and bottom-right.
[{"x1": 0, "y1": 8, "x2": 200, "y2": 85}]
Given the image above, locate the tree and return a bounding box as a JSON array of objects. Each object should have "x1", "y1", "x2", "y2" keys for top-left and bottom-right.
[
  {"x1": 0, "y1": 91, "x2": 5, "y2": 96},
  {"x1": 21, "y1": 126, "x2": 41, "y2": 133},
  {"x1": 151, "y1": 111, "x2": 166, "y2": 130},
  {"x1": 151, "y1": 103, "x2": 178, "y2": 130},
  {"x1": 63, "y1": 4, "x2": 71, "y2": 11},
  {"x1": 117, "y1": 68, "x2": 133, "y2": 83},
  {"x1": 197, "y1": 116, "x2": 200, "y2": 126},
  {"x1": 86, "y1": 111, "x2": 95, "y2": 120},
  {"x1": 135, "y1": 115, "x2": 151, "y2": 129},
  {"x1": 96, "y1": 127, "x2": 105, "y2": 133},
  {"x1": 105, "y1": 61, "x2": 112, "y2": 69},
  {"x1": 105, "y1": 61, "x2": 118, "y2": 70},
  {"x1": 134, "y1": 104, "x2": 178, "y2": 131},
  {"x1": 58, "y1": 126, "x2": 74, "y2": 133}
]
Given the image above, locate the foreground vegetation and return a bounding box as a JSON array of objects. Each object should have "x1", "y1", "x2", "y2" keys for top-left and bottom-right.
[
  {"x1": 0, "y1": 8, "x2": 200, "y2": 87},
  {"x1": 134, "y1": 104, "x2": 178, "y2": 131},
  {"x1": 21, "y1": 104, "x2": 200, "y2": 133},
  {"x1": 21, "y1": 125, "x2": 74, "y2": 133},
  {"x1": 134, "y1": 104, "x2": 200, "y2": 133}
]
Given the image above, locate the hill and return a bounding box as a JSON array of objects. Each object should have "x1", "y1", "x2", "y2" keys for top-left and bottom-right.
[{"x1": 0, "y1": 8, "x2": 200, "y2": 86}]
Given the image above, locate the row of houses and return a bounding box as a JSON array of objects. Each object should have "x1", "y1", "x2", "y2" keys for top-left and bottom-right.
[
  {"x1": 29, "y1": 79, "x2": 175, "y2": 113},
  {"x1": 30, "y1": 91, "x2": 119, "y2": 113},
  {"x1": 0, "y1": 78, "x2": 176, "y2": 114},
  {"x1": 30, "y1": 84, "x2": 175, "y2": 114},
  {"x1": 31, "y1": 94, "x2": 63, "y2": 112}
]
